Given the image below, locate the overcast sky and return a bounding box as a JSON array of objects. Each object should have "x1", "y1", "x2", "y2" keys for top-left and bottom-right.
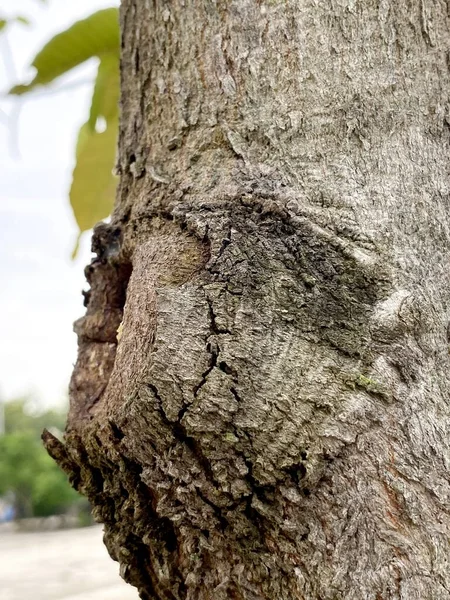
[{"x1": 0, "y1": 0, "x2": 119, "y2": 407}]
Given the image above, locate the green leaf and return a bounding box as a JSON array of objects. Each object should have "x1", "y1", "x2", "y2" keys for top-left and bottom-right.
[
  {"x1": 88, "y1": 53, "x2": 119, "y2": 131},
  {"x1": 9, "y1": 8, "x2": 119, "y2": 95},
  {"x1": 0, "y1": 19, "x2": 7, "y2": 32},
  {"x1": 75, "y1": 122, "x2": 91, "y2": 158},
  {"x1": 70, "y1": 118, "x2": 118, "y2": 250},
  {"x1": 16, "y1": 16, "x2": 31, "y2": 26}
]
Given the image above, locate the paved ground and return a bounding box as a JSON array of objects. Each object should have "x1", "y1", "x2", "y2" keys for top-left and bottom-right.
[{"x1": 0, "y1": 525, "x2": 138, "y2": 600}]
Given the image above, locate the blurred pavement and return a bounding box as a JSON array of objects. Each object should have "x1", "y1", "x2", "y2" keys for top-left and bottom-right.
[{"x1": 0, "y1": 525, "x2": 138, "y2": 599}]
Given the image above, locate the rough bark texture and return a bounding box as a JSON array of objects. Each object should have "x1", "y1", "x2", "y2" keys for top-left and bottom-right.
[{"x1": 44, "y1": 1, "x2": 450, "y2": 598}]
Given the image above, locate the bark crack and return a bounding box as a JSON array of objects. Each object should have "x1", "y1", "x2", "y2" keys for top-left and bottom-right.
[
  {"x1": 146, "y1": 384, "x2": 226, "y2": 499},
  {"x1": 192, "y1": 342, "x2": 218, "y2": 398}
]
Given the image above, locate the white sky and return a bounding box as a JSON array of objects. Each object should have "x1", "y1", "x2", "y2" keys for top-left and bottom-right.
[{"x1": 0, "y1": 0, "x2": 119, "y2": 407}]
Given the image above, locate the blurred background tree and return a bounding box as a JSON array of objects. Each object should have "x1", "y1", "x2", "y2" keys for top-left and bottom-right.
[{"x1": 0, "y1": 398, "x2": 81, "y2": 518}]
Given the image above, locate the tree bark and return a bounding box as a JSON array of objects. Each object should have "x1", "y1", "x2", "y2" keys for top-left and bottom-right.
[{"x1": 44, "y1": 1, "x2": 450, "y2": 598}]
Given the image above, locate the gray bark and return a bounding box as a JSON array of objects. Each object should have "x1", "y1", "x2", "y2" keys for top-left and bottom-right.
[{"x1": 44, "y1": 1, "x2": 450, "y2": 598}]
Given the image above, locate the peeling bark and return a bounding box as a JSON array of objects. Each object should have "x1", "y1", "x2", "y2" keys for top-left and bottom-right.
[{"x1": 44, "y1": 1, "x2": 450, "y2": 599}]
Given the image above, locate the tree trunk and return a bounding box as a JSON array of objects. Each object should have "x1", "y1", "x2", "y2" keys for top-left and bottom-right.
[{"x1": 43, "y1": 1, "x2": 450, "y2": 598}]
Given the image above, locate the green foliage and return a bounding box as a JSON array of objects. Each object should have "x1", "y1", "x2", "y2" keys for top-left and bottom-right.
[
  {"x1": 32, "y1": 449, "x2": 79, "y2": 517},
  {"x1": 0, "y1": 399, "x2": 80, "y2": 518},
  {"x1": 71, "y1": 117, "x2": 118, "y2": 256},
  {"x1": 9, "y1": 8, "x2": 120, "y2": 254},
  {"x1": 9, "y1": 9, "x2": 119, "y2": 96},
  {"x1": 4, "y1": 398, "x2": 65, "y2": 436},
  {"x1": 89, "y1": 53, "x2": 120, "y2": 131},
  {"x1": 0, "y1": 15, "x2": 30, "y2": 32}
]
